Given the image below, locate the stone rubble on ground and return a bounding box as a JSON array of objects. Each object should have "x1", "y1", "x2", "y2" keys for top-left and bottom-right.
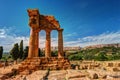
[{"x1": 0, "y1": 61, "x2": 120, "y2": 80}]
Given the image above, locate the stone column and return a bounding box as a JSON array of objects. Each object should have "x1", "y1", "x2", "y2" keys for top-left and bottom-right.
[
  {"x1": 58, "y1": 29, "x2": 64, "y2": 58},
  {"x1": 28, "y1": 28, "x2": 39, "y2": 58},
  {"x1": 28, "y1": 28, "x2": 35, "y2": 58},
  {"x1": 45, "y1": 30, "x2": 51, "y2": 57},
  {"x1": 34, "y1": 31, "x2": 39, "y2": 57}
]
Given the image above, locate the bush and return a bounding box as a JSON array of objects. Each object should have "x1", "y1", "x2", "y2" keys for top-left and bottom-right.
[
  {"x1": 95, "y1": 52, "x2": 108, "y2": 61},
  {"x1": 68, "y1": 54, "x2": 82, "y2": 60}
]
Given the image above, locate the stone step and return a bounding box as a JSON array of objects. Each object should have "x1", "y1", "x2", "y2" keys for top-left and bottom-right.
[{"x1": 18, "y1": 57, "x2": 71, "y2": 75}]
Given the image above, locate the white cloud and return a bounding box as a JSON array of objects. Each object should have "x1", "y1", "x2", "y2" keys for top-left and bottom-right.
[
  {"x1": 1, "y1": 27, "x2": 120, "y2": 52},
  {"x1": 0, "y1": 27, "x2": 58, "y2": 52},
  {"x1": 0, "y1": 29, "x2": 6, "y2": 38},
  {"x1": 65, "y1": 31, "x2": 120, "y2": 47}
]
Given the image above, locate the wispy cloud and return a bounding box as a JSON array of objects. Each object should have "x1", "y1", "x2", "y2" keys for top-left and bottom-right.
[
  {"x1": 64, "y1": 32, "x2": 77, "y2": 37},
  {"x1": 0, "y1": 27, "x2": 28, "y2": 51},
  {"x1": 0, "y1": 27, "x2": 59, "y2": 52},
  {"x1": 65, "y1": 31, "x2": 120, "y2": 47},
  {"x1": 0, "y1": 29, "x2": 6, "y2": 38},
  {"x1": 0, "y1": 27, "x2": 120, "y2": 52}
]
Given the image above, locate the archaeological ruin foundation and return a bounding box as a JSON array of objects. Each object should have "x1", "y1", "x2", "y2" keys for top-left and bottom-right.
[{"x1": 18, "y1": 9, "x2": 71, "y2": 74}]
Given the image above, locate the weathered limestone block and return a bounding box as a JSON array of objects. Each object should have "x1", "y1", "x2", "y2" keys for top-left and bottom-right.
[
  {"x1": 118, "y1": 63, "x2": 120, "y2": 67},
  {"x1": 28, "y1": 65, "x2": 36, "y2": 70},
  {"x1": 87, "y1": 70, "x2": 99, "y2": 79},
  {"x1": 66, "y1": 70, "x2": 86, "y2": 80},
  {"x1": 18, "y1": 57, "x2": 71, "y2": 74},
  {"x1": 30, "y1": 62, "x2": 34, "y2": 65},
  {"x1": 0, "y1": 63, "x2": 3, "y2": 67},
  {"x1": 75, "y1": 65, "x2": 79, "y2": 70},
  {"x1": 101, "y1": 75, "x2": 107, "y2": 79},
  {"x1": 113, "y1": 67, "x2": 120, "y2": 72},
  {"x1": 34, "y1": 62, "x2": 41, "y2": 65},
  {"x1": 52, "y1": 61, "x2": 58, "y2": 64},
  {"x1": 20, "y1": 70, "x2": 31, "y2": 75},
  {"x1": 92, "y1": 73, "x2": 98, "y2": 79},
  {"x1": 107, "y1": 63, "x2": 113, "y2": 67}
]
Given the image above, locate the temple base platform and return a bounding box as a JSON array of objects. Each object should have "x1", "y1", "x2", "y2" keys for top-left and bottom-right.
[{"x1": 18, "y1": 57, "x2": 71, "y2": 75}]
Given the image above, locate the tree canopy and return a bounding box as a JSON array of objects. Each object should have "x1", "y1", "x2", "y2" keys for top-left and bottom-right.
[
  {"x1": 67, "y1": 46, "x2": 120, "y2": 61},
  {"x1": 10, "y1": 43, "x2": 19, "y2": 60},
  {"x1": 19, "y1": 40, "x2": 23, "y2": 59},
  {"x1": 0, "y1": 46, "x2": 3, "y2": 59}
]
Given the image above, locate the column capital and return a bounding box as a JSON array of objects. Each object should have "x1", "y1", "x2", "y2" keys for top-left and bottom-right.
[{"x1": 58, "y1": 28, "x2": 64, "y2": 32}]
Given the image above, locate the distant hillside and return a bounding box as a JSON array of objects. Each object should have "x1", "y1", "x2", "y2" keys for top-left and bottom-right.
[
  {"x1": 83, "y1": 43, "x2": 120, "y2": 50},
  {"x1": 67, "y1": 45, "x2": 120, "y2": 61}
]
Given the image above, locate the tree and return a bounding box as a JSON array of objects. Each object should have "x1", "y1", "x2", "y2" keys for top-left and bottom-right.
[
  {"x1": 51, "y1": 51, "x2": 58, "y2": 57},
  {"x1": 19, "y1": 40, "x2": 23, "y2": 59},
  {"x1": 22, "y1": 46, "x2": 29, "y2": 60},
  {"x1": 96, "y1": 52, "x2": 108, "y2": 61},
  {"x1": 38, "y1": 48, "x2": 45, "y2": 57},
  {"x1": 68, "y1": 54, "x2": 82, "y2": 60},
  {"x1": 10, "y1": 43, "x2": 19, "y2": 62},
  {"x1": 38, "y1": 48, "x2": 41, "y2": 57},
  {"x1": 0, "y1": 46, "x2": 3, "y2": 59}
]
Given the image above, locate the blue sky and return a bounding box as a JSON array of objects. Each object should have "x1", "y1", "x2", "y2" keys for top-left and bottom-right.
[{"x1": 0, "y1": 0, "x2": 120, "y2": 51}]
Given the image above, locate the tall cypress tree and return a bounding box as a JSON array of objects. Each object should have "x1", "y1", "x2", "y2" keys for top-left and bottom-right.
[
  {"x1": 10, "y1": 43, "x2": 19, "y2": 61},
  {"x1": 23, "y1": 46, "x2": 29, "y2": 60},
  {"x1": 19, "y1": 40, "x2": 23, "y2": 59},
  {"x1": 0, "y1": 46, "x2": 3, "y2": 59}
]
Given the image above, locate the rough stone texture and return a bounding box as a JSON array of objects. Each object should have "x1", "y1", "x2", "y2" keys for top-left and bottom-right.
[
  {"x1": 71, "y1": 61, "x2": 100, "y2": 70},
  {"x1": 1, "y1": 64, "x2": 120, "y2": 80},
  {"x1": 58, "y1": 29, "x2": 64, "y2": 58},
  {"x1": 27, "y1": 9, "x2": 40, "y2": 58},
  {"x1": 92, "y1": 73, "x2": 98, "y2": 79},
  {"x1": 0, "y1": 63, "x2": 3, "y2": 68},
  {"x1": 66, "y1": 70, "x2": 87, "y2": 80},
  {"x1": 26, "y1": 70, "x2": 48, "y2": 80},
  {"x1": 18, "y1": 9, "x2": 71, "y2": 74},
  {"x1": 103, "y1": 62, "x2": 120, "y2": 72},
  {"x1": 45, "y1": 30, "x2": 51, "y2": 57},
  {"x1": 27, "y1": 9, "x2": 64, "y2": 58},
  {"x1": 3, "y1": 70, "x2": 48, "y2": 80},
  {"x1": 0, "y1": 64, "x2": 19, "y2": 80},
  {"x1": 18, "y1": 57, "x2": 71, "y2": 75},
  {"x1": 48, "y1": 70, "x2": 67, "y2": 80}
]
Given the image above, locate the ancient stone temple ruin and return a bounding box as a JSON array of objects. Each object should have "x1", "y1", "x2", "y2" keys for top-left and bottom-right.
[{"x1": 18, "y1": 9, "x2": 71, "y2": 74}]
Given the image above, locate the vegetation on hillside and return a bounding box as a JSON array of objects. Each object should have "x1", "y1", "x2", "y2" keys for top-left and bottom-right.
[
  {"x1": 67, "y1": 46, "x2": 120, "y2": 61},
  {"x1": 1, "y1": 41, "x2": 120, "y2": 62}
]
